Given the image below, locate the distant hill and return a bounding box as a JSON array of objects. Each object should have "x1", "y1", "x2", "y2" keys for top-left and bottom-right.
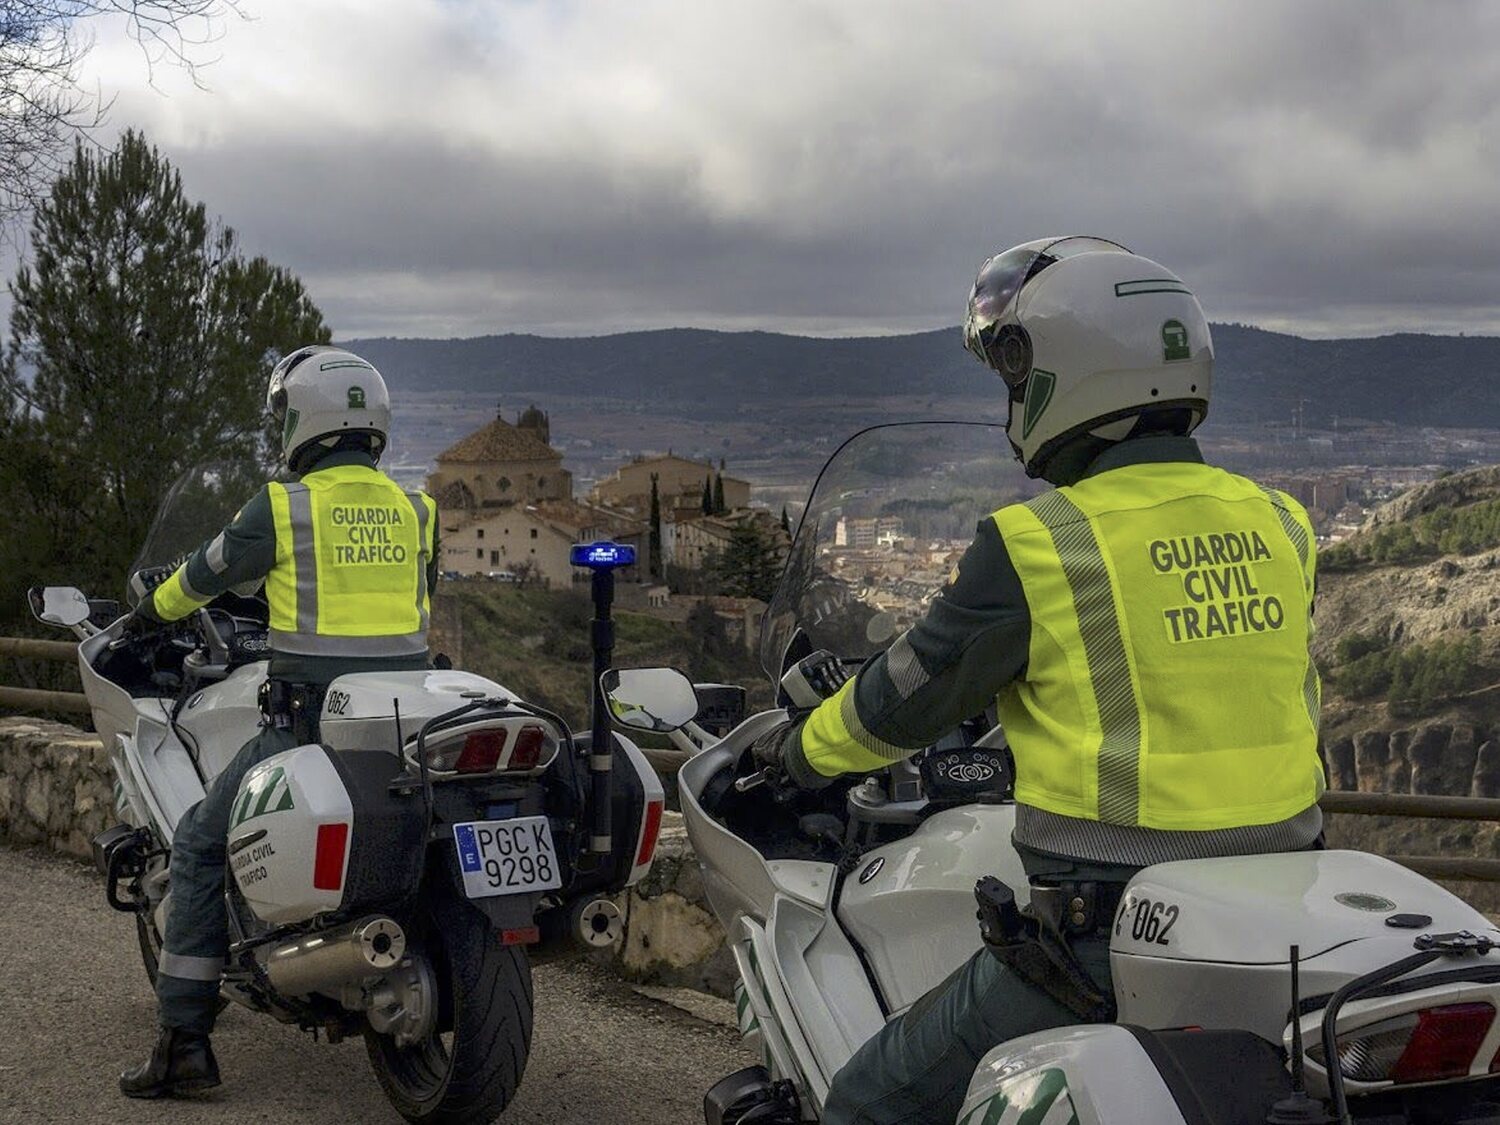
[{"x1": 347, "y1": 324, "x2": 1500, "y2": 428}]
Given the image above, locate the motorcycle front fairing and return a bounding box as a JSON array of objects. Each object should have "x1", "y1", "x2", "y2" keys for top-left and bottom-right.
[{"x1": 679, "y1": 718, "x2": 1029, "y2": 1098}]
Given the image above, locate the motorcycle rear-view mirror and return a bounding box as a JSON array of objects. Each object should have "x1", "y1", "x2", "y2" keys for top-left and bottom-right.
[
  {"x1": 27, "y1": 586, "x2": 90, "y2": 629},
  {"x1": 601, "y1": 667, "x2": 699, "y2": 733}
]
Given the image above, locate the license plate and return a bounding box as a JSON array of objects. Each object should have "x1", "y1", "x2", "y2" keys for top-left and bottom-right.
[{"x1": 452, "y1": 817, "x2": 563, "y2": 898}]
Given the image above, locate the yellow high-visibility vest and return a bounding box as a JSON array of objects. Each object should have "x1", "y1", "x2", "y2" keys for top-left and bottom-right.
[
  {"x1": 994, "y1": 462, "x2": 1321, "y2": 831},
  {"x1": 265, "y1": 464, "x2": 436, "y2": 657}
]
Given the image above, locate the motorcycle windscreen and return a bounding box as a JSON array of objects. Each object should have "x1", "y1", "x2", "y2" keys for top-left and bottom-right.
[{"x1": 758, "y1": 421, "x2": 1038, "y2": 682}]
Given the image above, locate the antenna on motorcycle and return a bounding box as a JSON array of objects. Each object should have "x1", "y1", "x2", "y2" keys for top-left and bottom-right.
[{"x1": 1265, "y1": 945, "x2": 1335, "y2": 1124}]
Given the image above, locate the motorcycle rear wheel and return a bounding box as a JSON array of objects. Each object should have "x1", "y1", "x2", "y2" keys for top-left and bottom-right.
[{"x1": 365, "y1": 895, "x2": 533, "y2": 1124}]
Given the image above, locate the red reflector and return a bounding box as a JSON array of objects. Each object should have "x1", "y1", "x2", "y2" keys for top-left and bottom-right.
[
  {"x1": 509, "y1": 725, "x2": 546, "y2": 770},
  {"x1": 455, "y1": 729, "x2": 508, "y2": 774},
  {"x1": 500, "y1": 926, "x2": 540, "y2": 946},
  {"x1": 636, "y1": 799, "x2": 665, "y2": 867},
  {"x1": 1393, "y1": 1003, "x2": 1493, "y2": 1083},
  {"x1": 312, "y1": 822, "x2": 349, "y2": 891}
]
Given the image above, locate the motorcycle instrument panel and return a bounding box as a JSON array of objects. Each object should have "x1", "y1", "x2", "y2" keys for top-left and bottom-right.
[{"x1": 453, "y1": 817, "x2": 563, "y2": 898}]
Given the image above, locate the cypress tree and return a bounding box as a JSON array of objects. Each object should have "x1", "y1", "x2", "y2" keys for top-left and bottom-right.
[
  {"x1": 648, "y1": 472, "x2": 663, "y2": 579},
  {"x1": 781, "y1": 506, "x2": 792, "y2": 535},
  {"x1": 713, "y1": 472, "x2": 726, "y2": 515},
  {"x1": 702, "y1": 474, "x2": 713, "y2": 515}
]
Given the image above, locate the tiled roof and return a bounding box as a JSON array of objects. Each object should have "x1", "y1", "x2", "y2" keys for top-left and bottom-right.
[
  {"x1": 602, "y1": 454, "x2": 749, "y2": 488},
  {"x1": 436, "y1": 418, "x2": 561, "y2": 464},
  {"x1": 533, "y1": 500, "x2": 646, "y2": 537}
]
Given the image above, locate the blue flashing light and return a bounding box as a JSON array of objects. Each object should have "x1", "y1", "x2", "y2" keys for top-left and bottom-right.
[{"x1": 570, "y1": 541, "x2": 637, "y2": 570}]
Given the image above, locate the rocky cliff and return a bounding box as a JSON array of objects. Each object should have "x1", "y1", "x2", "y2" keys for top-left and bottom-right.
[{"x1": 1316, "y1": 463, "x2": 1500, "y2": 797}]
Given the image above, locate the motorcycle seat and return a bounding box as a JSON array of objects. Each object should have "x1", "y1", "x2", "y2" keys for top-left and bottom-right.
[{"x1": 1123, "y1": 1026, "x2": 1292, "y2": 1125}]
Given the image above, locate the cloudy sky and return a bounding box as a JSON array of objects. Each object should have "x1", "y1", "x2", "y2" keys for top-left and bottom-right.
[{"x1": 31, "y1": 0, "x2": 1500, "y2": 339}]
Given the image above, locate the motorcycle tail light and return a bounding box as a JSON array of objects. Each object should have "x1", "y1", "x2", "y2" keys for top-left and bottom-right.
[
  {"x1": 454, "y1": 729, "x2": 509, "y2": 774},
  {"x1": 1392, "y1": 1003, "x2": 1493, "y2": 1082},
  {"x1": 636, "y1": 798, "x2": 664, "y2": 867},
  {"x1": 312, "y1": 822, "x2": 349, "y2": 891},
  {"x1": 508, "y1": 725, "x2": 546, "y2": 770},
  {"x1": 1313, "y1": 1003, "x2": 1494, "y2": 1084}
]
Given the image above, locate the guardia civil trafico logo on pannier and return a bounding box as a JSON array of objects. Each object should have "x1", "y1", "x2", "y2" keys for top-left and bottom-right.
[{"x1": 230, "y1": 764, "x2": 295, "y2": 829}]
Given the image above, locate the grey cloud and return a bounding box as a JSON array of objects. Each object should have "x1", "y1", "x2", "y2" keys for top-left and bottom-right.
[{"x1": 55, "y1": 1, "x2": 1500, "y2": 337}]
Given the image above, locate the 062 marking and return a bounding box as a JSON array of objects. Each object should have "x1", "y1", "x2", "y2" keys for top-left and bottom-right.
[{"x1": 1116, "y1": 897, "x2": 1181, "y2": 946}]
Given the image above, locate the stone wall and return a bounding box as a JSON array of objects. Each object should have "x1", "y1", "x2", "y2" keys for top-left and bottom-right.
[
  {"x1": 0, "y1": 717, "x2": 112, "y2": 859},
  {"x1": 604, "y1": 812, "x2": 735, "y2": 997}
]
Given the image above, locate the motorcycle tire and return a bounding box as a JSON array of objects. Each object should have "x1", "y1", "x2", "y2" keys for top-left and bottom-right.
[{"x1": 365, "y1": 892, "x2": 534, "y2": 1124}]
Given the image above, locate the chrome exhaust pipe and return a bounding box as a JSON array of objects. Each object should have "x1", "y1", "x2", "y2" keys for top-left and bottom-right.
[
  {"x1": 571, "y1": 897, "x2": 624, "y2": 949},
  {"x1": 263, "y1": 916, "x2": 406, "y2": 997}
]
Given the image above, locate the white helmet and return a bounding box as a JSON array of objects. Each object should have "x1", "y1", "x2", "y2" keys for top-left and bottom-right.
[
  {"x1": 266, "y1": 345, "x2": 391, "y2": 469},
  {"x1": 963, "y1": 236, "x2": 1213, "y2": 479}
]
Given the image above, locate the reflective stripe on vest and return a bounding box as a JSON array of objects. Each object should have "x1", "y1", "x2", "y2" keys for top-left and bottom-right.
[
  {"x1": 994, "y1": 462, "x2": 1322, "y2": 832},
  {"x1": 1025, "y1": 490, "x2": 1144, "y2": 826},
  {"x1": 265, "y1": 467, "x2": 435, "y2": 657},
  {"x1": 1261, "y1": 486, "x2": 1322, "y2": 734}
]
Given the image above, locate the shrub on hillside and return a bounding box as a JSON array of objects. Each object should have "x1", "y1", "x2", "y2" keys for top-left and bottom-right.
[
  {"x1": 1331, "y1": 629, "x2": 1483, "y2": 715},
  {"x1": 1322, "y1": 496, "x2": 1500, "y2": 570}
]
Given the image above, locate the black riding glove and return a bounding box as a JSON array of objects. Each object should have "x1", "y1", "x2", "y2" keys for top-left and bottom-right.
[
  {"x1": 119, "y1": 610, "x2": 158, "y2": 639},
  {"x1": 749, "y1": 720, "x2": 835, "y2": 791}
]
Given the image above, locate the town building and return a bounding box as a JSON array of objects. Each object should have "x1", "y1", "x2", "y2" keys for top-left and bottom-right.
[
  {"x1": 427, "y1": 406, "x2": 571, "y2": 511},
  {"x1": 440, "y1": 498, "x2": 644, "y2": 587},
  {"x1": 429, "y1": 408, "x2": 643, "y2": 587},
  {"x1": 835, "y1": 516, "x2": 905, "y2": 549},
  {"x1": 590, "y1": 454, "x2": 751, "y2": 517}
]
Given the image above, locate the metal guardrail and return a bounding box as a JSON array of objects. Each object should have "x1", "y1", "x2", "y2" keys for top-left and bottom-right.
[
  {"x1": 0, "y1": 636, "x2": 88, "y2": 715},
  {"x1": 1320, "y1": 790, "x2": 1500, "y2": 822},
  {"x1": 0, "y1": 637, "x2": 78, "y2": 661},
  {"x1": 1318, "y1": 791, "x2": 1500, "y2": 882}
]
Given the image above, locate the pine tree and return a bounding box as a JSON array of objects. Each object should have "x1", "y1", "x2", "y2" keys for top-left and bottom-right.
[
  {"x1": 713, "y1": 472, "x2": 726, "y2": 515},
  {"x1": 0, "y1": 130, "x2": 329, "y2": 620},
  {"x1": 710, "y1": 522, "x2": 784, "y2": 602},
  {"x1": 648, "y1": 472, "x2": 663, "y2": 580},
  {"x1": 701, "y1": 474, "x2": 713, "y2": 515}
]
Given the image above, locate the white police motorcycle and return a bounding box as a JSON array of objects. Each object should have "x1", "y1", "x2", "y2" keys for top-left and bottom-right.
[
  {"x1": 30, "y1": 462, "x2": 664, "y2": 1124},
  {"x1": 603, "y1": 423, "x2": 1500, "y2": 1125}
]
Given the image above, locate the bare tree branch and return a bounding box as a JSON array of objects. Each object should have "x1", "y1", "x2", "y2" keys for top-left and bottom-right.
[{"x1": 0, "y1": 0, "x2": 244, "y2": 231}]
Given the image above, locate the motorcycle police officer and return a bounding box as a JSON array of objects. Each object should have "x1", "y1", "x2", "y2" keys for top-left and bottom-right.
[
  {"x1": 120, "y1": 346, "x2": 438, "y2": 1097},
  {"x1": 755, "y1": 237, "x2": 1325, "y2": 1124}
]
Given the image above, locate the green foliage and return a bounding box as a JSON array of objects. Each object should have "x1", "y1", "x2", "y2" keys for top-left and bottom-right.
[
  {"x1": 0, "y1": 130, "x2": 328, "y2": 621},
  {"x1": 443, "y1": 583, "x2": 770, "y2": 729},
  {"x1": 1335, "y1": 628, "x2": 1390, "y2": 665},
  {"x1": 713, "y1": 472, "x2": 726, "y2": 515},
  {"x1": 709, "y1": 522, "x2": 784, "y2": 602},
  {"x1": 1323, "y1": 496, "x2": 1500, "y2": 570},
  {"x1": 701, "y1": 475, "x2": 712, "y2": 515},
  {"x1": 1332, "y1": 629, "x2": 1483, "y2": 716},
  {"x1": 648, "y1": 473, "x2": 663, "y2": 580}
]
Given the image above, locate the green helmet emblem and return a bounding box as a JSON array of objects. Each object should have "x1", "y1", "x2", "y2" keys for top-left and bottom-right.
[
  {"x1": 1162, "y1": 320, "x2": 1191, "y2": 362},
  {"x1": 1021, "y1": 369, "x2": 1056, "y2": 439},
  {"x1": 282, "y1": 407, "x2": 300, "y2": 448},
  {"x1": 347, "y1": 385, "x2": 367, "y2": 409}
]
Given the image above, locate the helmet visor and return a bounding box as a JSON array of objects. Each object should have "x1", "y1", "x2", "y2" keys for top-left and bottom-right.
[{"x1": 964, "y1": 236, "x2": 1133, "y2": 384}]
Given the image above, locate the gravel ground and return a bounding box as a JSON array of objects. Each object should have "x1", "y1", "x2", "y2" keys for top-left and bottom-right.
[{"x1": 0, "y1": 846, "x2": 754, "y2": 1124}]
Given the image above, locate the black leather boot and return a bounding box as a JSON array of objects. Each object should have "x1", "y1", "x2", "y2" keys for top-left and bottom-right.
[{"x1": 119, "y1": 1026, "x2": 221, "y2": 1098}]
